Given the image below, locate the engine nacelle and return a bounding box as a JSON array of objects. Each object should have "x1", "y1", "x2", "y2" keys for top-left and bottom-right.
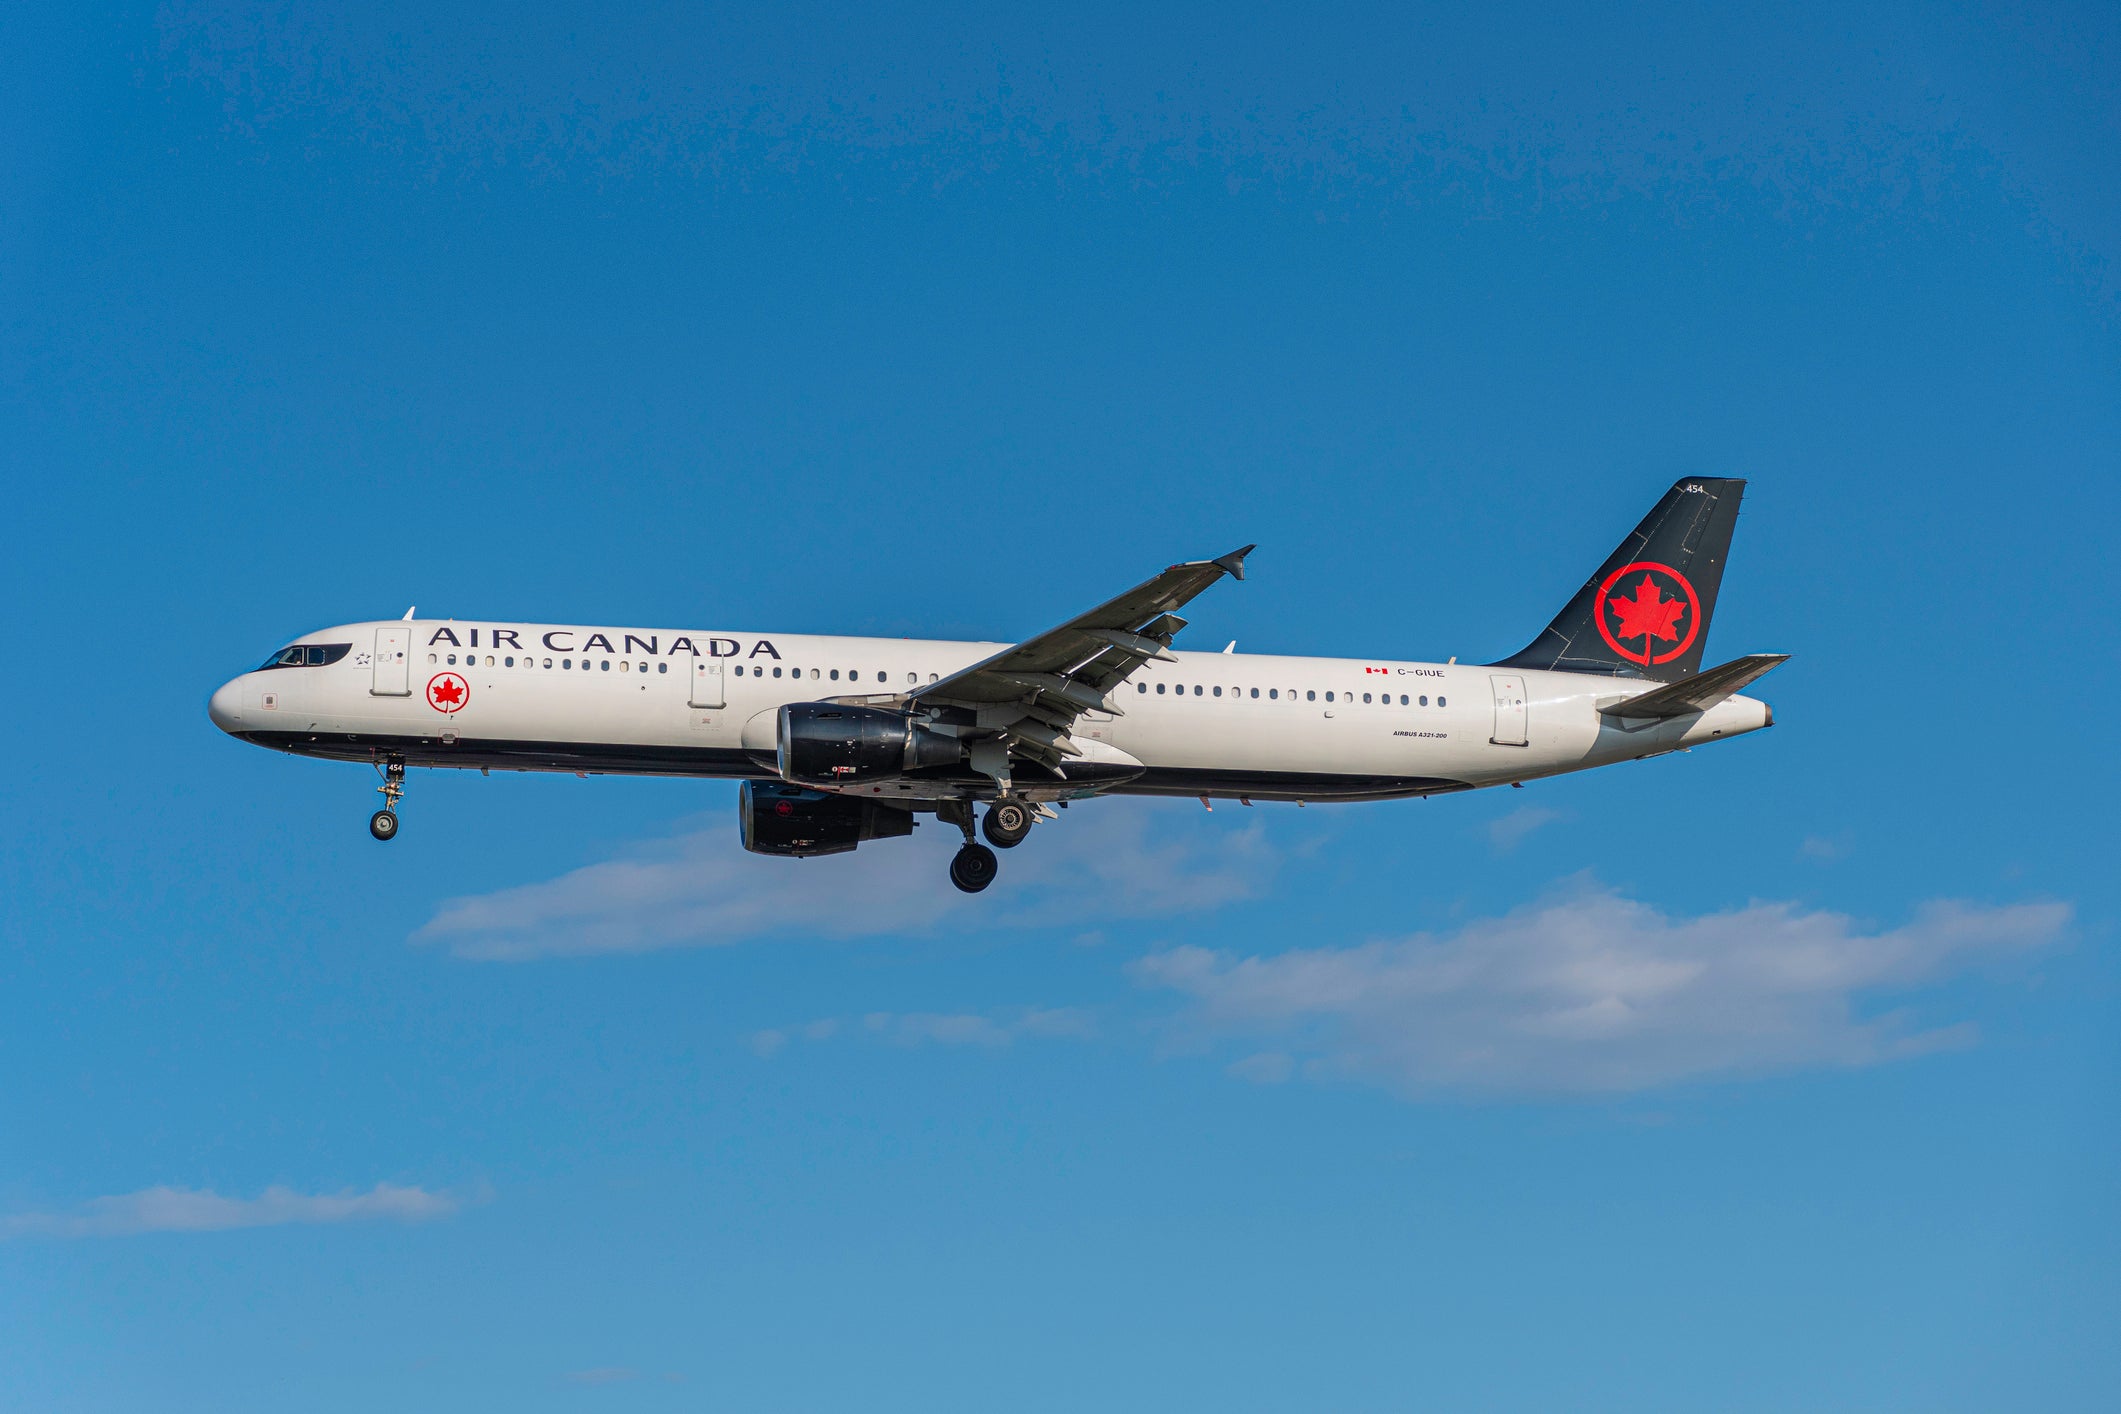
[
  {"x1": 777, "y1": 702, "x2": 961, "y2": 786},
  {"x1": 738, "y1": 780, "x2": 916, "y2": 858}
]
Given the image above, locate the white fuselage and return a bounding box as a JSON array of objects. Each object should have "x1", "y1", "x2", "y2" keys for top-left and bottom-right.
[{"x1": 208, "y1": 619, "x2": 1772, "y2": 803}]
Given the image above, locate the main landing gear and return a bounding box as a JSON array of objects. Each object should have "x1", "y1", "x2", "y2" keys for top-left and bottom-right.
[
  {"x1": 949, "y1": 841, "x2": 999, "y2": 893},
  {"x1": 369, "y1": 756, "x2": 405, "y2": 842},
  {"x1": 937, "y1": 799, "x2": 1024, "y2": 893},
  {"x1": 981, "y1": 800, "x2": 1034, "y2": 849},
  {"x1": 942, "y1": 801, "x2": 1038, "y2": 892}
]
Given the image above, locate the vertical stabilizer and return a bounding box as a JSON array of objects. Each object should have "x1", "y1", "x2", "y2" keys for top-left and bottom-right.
[{"x1": 1493, "y1": 478, "x2": 1745, "y2": 681}]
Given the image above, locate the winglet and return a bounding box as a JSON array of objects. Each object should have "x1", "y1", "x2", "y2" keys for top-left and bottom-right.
[
  {"x1": 1213, "y1": 545, "x2": 1255, "y2": 581},
  {"x1": 403, "y1": 605, "x2": 416, "y2": 620}
]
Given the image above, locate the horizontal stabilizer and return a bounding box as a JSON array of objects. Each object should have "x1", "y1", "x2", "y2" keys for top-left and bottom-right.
[{"x1": 1597, "y1": 654, "x2": 1789, "y2": 719}]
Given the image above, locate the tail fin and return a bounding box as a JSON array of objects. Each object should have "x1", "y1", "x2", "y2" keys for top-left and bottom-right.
[{"x1": 1493, "y1": 477, "x2": 1745, "y2": 682}]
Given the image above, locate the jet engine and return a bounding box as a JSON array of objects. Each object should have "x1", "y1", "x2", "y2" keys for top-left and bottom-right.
[
  {"x1": 777, "y1": 702, "x2": 961, "y2": 786},
  {"x1": 738, "y1": 780, "x2": 916, "y2": 857}
]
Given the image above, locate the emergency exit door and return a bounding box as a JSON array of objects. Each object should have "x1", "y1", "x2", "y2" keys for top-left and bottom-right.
[
  {"x1": 689, "y1": 653, "x2": 725, "y2": 708},
  {"x1": 1489, "y1": 673, "x2": 1528, "y2": 747},
  {"x1": 371, "y1": 626, "x2": 411, "y2": 696}
]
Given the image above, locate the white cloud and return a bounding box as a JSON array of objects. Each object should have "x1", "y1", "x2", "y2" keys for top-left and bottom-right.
[
  {"x1": 868, "y1": 1011, "x2": 1014, "y2": 1047},
  {"x1": 416, "y1": 803, "x2": 1270, "y2": 960},
  {"x1": 563, "y1": 1368, "x2": 638, "y2": 1386},
  {"x1": 1, "y1": 1183, "x2": 466, "y2": 1239},
  {"x1": 1132, "y1": 882, "x2": 2070, "y2": 1097},
  {"x1": 1800, "y1": 834, "x2": 1849, "y2": 860},
  {"x1": 1228, "y1": 1051, "x2": 1295, "y2": 1085},
  {"x1": 1486, "y1": 805, "x2": 1562, "y2": 852},
  {"x1": 755, "y1": 1007, "x2": 1096, "y2": 1055},
  {"x1": 868, "y1": 1007, "x2": 1096, "y2": 1046}
]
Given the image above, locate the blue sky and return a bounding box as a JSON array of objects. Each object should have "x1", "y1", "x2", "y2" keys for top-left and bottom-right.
[{"x1": 3, "y1": 3, "x2": 2117, "y2": 1409}]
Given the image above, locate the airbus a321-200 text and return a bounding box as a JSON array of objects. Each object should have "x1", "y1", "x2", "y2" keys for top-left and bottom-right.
[{"x1": 210, "y1": 478, "x2": 1786, "y2": 892}]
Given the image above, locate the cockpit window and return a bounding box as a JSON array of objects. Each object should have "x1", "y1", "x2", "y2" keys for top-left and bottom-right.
[{"x1": 258, "y1": 643, "x2": 352, "y2": 670}]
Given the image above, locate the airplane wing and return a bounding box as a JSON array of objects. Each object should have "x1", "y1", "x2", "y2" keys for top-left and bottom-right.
[
  {"x1": 912, "y1": 545, "x2": 1254, "y2": 777},
  {"x1": 1597, "y1": 653, "x2": 1789, "y2": 719}
]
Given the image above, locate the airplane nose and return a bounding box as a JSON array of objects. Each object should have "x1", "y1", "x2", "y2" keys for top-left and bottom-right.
[{"x1": 208, "y1": 679, "x2": 244, "y2": 733}]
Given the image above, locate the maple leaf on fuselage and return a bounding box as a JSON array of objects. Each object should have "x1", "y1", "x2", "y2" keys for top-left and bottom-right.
[
  {"x1": 431, "y1": 677, "x2": 464, "y2": 706},
  {"x1": 1607, "y1": 574, "x2": 1687, "y2": 646}
]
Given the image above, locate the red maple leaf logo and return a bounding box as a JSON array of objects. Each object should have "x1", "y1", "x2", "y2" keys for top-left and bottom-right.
[
  {"x1": 1606, "y1": 574, "x2": 1687, "y2": 647},
  {"x1": 429, "y1": 676, "x2": 465, "y2": 707}
]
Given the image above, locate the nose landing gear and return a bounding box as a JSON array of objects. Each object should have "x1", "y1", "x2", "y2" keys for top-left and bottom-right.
[{"x1": 370, "y1": 756, "x2": 406, "y2": 842}]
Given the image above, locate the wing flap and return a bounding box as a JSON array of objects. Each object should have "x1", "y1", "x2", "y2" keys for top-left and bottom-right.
[
  {"x1": 911, "y1": 546, "x2": 1254, "y2": 787},
  {"x1": 915, "y1": 547, "x2": 1252, "y2": 709}
]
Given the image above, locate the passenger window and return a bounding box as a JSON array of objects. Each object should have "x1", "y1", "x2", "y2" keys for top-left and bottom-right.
[
  {"x1": 830, "y1": 670, "x2": 839, "y2": 681},
  {"x1": 1438, "y1": 696, "x2": 1447, "y2": 707},
  {"x1": 620, "y1": 660, "x2": 630, "y2": 672},
  {"x1": 1193, "y1": 685, "x2": 1202, "y2": 696},
  {"x1": 1249, "y1": 687, "x2": 1259, "y2": 699},
  {"x1": 600, "y1": 660, "x2": 610, "y2": 672},
  {"x1": 1307, "y1": 690, "x2": 1315, "y2": 701},
  {"x1": 929, "y1": 673, "x2": 939, "y2": 683},
  {"x1": 1156, "y1": 683, "x2": 1166, "y2": 694},
  {"x1": 1325, "y1": 691, "x2": 1334, "y2": 702},
  {"x1": 810, "y1": 669, "x2": 820, "y2": 680},
  {"x1": 504, "y1": 656, "x2": 514, "y2": 667},
  {"x1": 446, "y1": 654, "x2": 457, "y2": 665},
  {"x1": 1269, "y1": 689, "x2": 1278, "y2": 699},
  {"x1": 1419, "y1": 695, "x2": 1427, "y2": 705},
  {"x1": 1138, "y1": 683, "x2": 1148, "y2": 693},
  {"x1": 486, "y1": 656, "x2": 495, "y2": 667},
  {"x1": 906, "y1": 672, "x2": 917, "y2": 684},
  {"x1": 877, "y1": 671, "x2": 887, "y2": 683},
  {"x1": 428, "y1": 654, "x2": 437, "y2": 664},
  {"x1": 659, "y1": 662, "x2": 668, "y2": 673},
  {"x1": 1212, "y1": 686, "x2": 1222, "y2": 697}
]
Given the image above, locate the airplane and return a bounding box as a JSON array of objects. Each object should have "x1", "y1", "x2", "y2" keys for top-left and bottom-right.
[{"x1": 208, "y1": 477, "x2": 1784, "y2": 893}]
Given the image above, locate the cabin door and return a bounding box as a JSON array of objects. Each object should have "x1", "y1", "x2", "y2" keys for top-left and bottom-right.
[
  {"x1": 372, "y1": 627, "x2": 411, "y2": 696},
  {"x1": 1488, "y1": 673, "x2": 1528, "y2": 747},
  {"x1": 689, "y1": 652, "x2": 725, "y2": 708}
]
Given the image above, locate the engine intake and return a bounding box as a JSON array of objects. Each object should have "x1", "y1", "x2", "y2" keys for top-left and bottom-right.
[
  {"x1": 738, "y1": 781, "x2": 916, "y2": 857},
  {"x1": 777, "y1": 702, "x2": 961, "y2": 786}
]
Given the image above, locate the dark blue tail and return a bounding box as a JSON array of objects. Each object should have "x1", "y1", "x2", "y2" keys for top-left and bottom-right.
[{"x1": 1492, "y1": 478, "x2": 1745, "y2": 682}]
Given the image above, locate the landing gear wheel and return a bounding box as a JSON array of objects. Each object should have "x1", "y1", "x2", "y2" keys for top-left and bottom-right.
[
  {"x1": 982, "y1": 801, "x2": 1034, "y2": 849},
  {"x1": 369, "y1": 809, "x2": 400, "y2": 842},
  {"x1": 949, "y1": 842, "x2": 999, "y2": 893}
]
